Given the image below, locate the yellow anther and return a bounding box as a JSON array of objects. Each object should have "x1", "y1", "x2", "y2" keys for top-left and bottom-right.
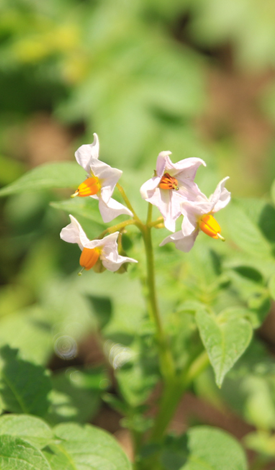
[
  {"x1": 79, "y1": 247, "x2": 100, "y2": 270},
  {"x1": 159, "y1": 173, "x2": 179, "y2": 190},
  {"x1": 72, "y1": 177, "x2": 101, "y2": 198},
  {"x1": 199, "y1": 214, "x2": 224, "y2": 240}
]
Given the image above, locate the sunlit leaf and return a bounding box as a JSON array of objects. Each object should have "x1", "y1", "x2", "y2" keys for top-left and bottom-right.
[
  {"x1": 50, "y1": 197, "x2": 105, "y2": 226},
  {"x1": 0, "y1": 162, "x2": 84, "y2": 197},
  {"x1": 44, "y1": 423, "x2": 131, "y2": 470},
  {"x1": 196, "y1": 308, "x2": 253, "y2": 387},
  {"x1": 0, "y1": 435, "x2": 50, "y2": 470},
  {"x1": 226, "y1": 200, "x2": 272, "y2": 259},
  {"x1": 183, "y1": 426, "x2": 247, "y2": 470},
  {"x1": 0, "y1": 414, "x2": 53, "y2": 449}
]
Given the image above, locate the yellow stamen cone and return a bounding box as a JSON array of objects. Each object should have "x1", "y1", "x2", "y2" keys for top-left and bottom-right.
[
  {"x1": 159, "y1": 173, "x2": 179, "y2": 190},
  {"x1": 72, "y1": 177, "x2": 101, "y2": 198},
  {"x1": 199, "y1": 214, "x2": 224, "y2": 240},
  {"x1": 79, "y1": 247, "x2": 100, "y2": 270}
]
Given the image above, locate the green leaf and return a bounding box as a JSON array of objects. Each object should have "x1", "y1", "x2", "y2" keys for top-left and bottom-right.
[
  {"x1": 50, "y1": 197, "x2": 105, "y2": 226},
  {"x1": 0, "y1": 414, "x2": 53, "y2": 449},
  {"x1": 43, "y1": 423, "x2": 131, "y2": 470},
  {"x1": 43, "y1": 443, "x2": 76, "y2": 470},
  {"x1": 0, "y1": 434, "x2": 51, "y2": 470},
  {"x1": 0, "y1": 345, "x2": 51, "y2": 416},
  {"x1": 0, "y1": 162, "x2": 84, "y2": 197},
  {"x1": 183, "y1": 426, "x2": 247, "y2": 470},
  {"x1": 268, "y1": 273, "x2": 275, "y2": 300},
  {"x1": 227, "y1": 200, "x2": 272, "y2": 259},
  {"x1": 114, "y1": 333, "x2": 159, "y2": 408},
  {"x1": 196, "y1": 308, "x2": 253, "y2": 387},
  {"x1": 0, "y1": 306, "x2": 53, "y2": 365},
  {"x1": 46, "y1": 367, "x2": 107, "y2": 425}
]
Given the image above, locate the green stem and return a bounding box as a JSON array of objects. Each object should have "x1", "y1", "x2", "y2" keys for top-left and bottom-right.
[
  {"x1": 150, "y1": 351, "x2": 209, "y2": 442},
  {"x1": 148, "y1": 217, "x2": 164, "y2": 228},
  {"x1": 116, "y1": 183, "x2": 142, "y2": 224},
  {"x1": 97, "y1": 219, "x2": 137, "y2": 239},
  {"x1": 142, "y1": 203, "x2": 175, "y2": 381}
]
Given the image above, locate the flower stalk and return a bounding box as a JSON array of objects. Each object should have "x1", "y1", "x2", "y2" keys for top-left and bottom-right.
[{"x1": 142, "y1": 203, "x2": 175, "y2": 382}]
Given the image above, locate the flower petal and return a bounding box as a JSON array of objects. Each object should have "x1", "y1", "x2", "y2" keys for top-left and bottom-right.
[
  {"x1": 181, "y1": 210, "x2": 198, "y2": 237},
  {"x1": 168, "y1": 157, "x2": 206, "y2": 179},
  {"x1": 89, "y1": 159, "x2": 122, "y2": 204},
  {"x1": 210, "y1": 177, "x2": 231, "y2": 212},
  {"x1": 156, "y1": 151, "x2": 172, "y2": 177},
  {"x1": 60, "y1": 215, "x2": 89, "y2": 250},
  {"x1": 98, "y1": 197, "x2": 133, "y2": 223},
  {"x1": 99, "y1": 232, "x2": 138, "y2": 271},
  {"x1": 160, "y1": 229, "x2": 199, "y2": 252},
  {"x1": 140, "y1": 176, "x2": 161, "y2": 199},
  {"x1": 156, "y1": 189, "x2": 176, "y2": 232},
  {"x1": 75, "y1": 133, "x2": 99, "y2": 173}
]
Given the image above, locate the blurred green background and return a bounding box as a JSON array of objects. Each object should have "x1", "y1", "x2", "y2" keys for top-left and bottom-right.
[{"x1": 1, "y1": 0, "x2": 275, "y2": 456}]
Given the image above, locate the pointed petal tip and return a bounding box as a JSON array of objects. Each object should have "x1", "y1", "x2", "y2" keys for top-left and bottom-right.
[{"x1": 158, "y1": 150, "x2": 172, "y2": 158}]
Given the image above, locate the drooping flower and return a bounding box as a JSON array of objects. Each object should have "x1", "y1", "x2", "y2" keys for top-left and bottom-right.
[
  {"x1": 160, "y1": 177, "x2": 231, "y2": 252},
  {"x1": 60, "y1": 215, "x2": 138, "y2": 272},
  {"x1": 140, "y1": 150, "x2": 206, "y2": 232},
  {"x1": 72, "y1": 133, "x2": 133, "y2": 222}
]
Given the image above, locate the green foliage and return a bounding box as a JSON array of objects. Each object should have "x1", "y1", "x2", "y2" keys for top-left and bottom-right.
[
  {"x1": 0, "y1": 435, "x2": 51, "y2": 470},
  {"x1": 51, "y1": 198, "x2": 106, "y2": 227},
  {"x1": 227, "y1": 199, "x2": 273, "y2": 259},
  {"x1": 1, "y1": 1, "x2": 275, "y2": 467},
  {"x1": 186, "y1": 0, "x2": 275, "y2": 71},
  {"x1": 182, "y1": 426, "x2": 247, "y2": 470},
  {"x1": 46, "y1": 367, "x2": 107, "y2": 425},
  {"x1": 196, "y1": 308, "x2": 253, "y2": 387},
  {"x1": 0, "y1": 414, "x2": 53, "y2": 449},
  {"x1": 159, "y1": 427, "x2": 247, "y2": 470},
  {"x1": 0, "y1": 162, "x2": 85, "y2": 197},
  {"x1": 44, "y1": 423, "x2": 131, "y2": 470},
  {"x1": 0, "y1": 346, "x2": 51, "y2": 416},
  {"x1": 0, "y1": 415, "x2": 131, "y2": 470}
]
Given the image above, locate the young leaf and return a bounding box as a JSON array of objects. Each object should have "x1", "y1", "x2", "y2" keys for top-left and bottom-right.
[
  {"x1": 196, "y1": 308, "x2": 253, "y2": 387},
  {"x1": 0, "y1": 345, "x2": 51, "y2": 416},
  {"x1": 183, "y1": 426, "x2": 247, "y2": 470},
  {"x1": 0, "y1": 414, "x2": 53, "y2": 449},
  {"x1": 50, "y1": 197, "x2": 105, "y2": 226},
  {"x1": 227, "y1": 200, "x2": 272, "y2": 259},
  {"x1": 0, "y1": 435, "x2": 51, "y2": 470},
  {"x1": 0, "y1": 162, "x2": 84, "y2": 197},
  {"x1": 43, "y1": 423, "x2": 131, "y2": 470}
]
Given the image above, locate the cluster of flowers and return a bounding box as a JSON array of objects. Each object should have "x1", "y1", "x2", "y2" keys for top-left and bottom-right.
[
  {"x1": 60, "y1": 134, "x2": 230, "y2": 273},
  {"x1": 141, "y1": 150, "x2": 230, "y2": 252}
]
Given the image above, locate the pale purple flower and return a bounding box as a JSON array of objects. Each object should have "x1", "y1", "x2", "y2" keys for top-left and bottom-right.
[
  {"x1": 160, "y1": 177, "x2": 231, "y2": 252},
  {"x1": 140, "y1": 150, "x2": 206, "y2": 231},
  {"x1": 60, "y1": 215, "x2": 138, "y2": 272},
  {"x1": 73, "y1": 133, "x2": 133, "y2": 222}
]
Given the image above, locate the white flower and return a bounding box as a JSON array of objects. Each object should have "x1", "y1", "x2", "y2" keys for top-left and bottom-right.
[
  {"x1": 160, "y1": 177, "x2": 231, "y2": 252},
  {"x1": 140, "y1": 150, "x2": 206, "y2": 232},
  {"x1": 60, "y1": 215, "x2": 138, "y2": 272},
  {"x1": 73, "y1": 133, "x2": 133, "y2": 222}
]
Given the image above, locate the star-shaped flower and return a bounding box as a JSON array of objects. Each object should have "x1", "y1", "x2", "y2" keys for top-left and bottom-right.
[
  {"x1": 160, "y1": 177, "x2": 231, "y2": 252},
  {"x1": 60, "y1": 215, "x2": 138, "y2": 272},
  {"x1": 72, "y1": 133, "x2": 133, "y2": 222},
  {"x1": 140, "y1": 150, "x2": 206, "y2": 232}
]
